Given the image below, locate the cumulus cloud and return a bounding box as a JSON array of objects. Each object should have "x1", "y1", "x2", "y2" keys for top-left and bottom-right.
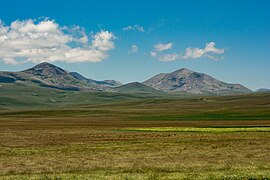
[
  {"x1": 128, "y1": 45, "x2": 138, "y2": 53},
  {"x1": 183, "y1": 42, "x2": 224, "y2": 59},
  {"x1": 0, "y1": 18, "x2": 115, "y2": 65},
  {"x1": 123, "y1": 25, "x2": 145, "y2": 32},
  {"x1": 151, "y1": 42, "x2": 224, "y2": 62}
]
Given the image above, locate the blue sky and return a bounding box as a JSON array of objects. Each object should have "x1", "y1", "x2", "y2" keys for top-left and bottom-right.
[{"x1": 0, "y1": 0, "x2": 269, "y2": 90}]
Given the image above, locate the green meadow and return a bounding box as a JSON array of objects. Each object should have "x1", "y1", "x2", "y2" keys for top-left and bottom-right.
[{"x1": 0, "y1": 89, "x2": 270, "y2": 179}]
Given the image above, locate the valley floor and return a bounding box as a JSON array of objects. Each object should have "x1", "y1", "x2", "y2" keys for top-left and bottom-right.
[{"x1": 0, "y1": 93, "x2": 270, "y2": 179}]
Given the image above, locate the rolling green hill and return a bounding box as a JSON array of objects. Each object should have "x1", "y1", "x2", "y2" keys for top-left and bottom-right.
[
  {"x1": 0, "y1": 83, "x2": 167, "y2": 109},
  {"x1": 1, "y1": 81, "x2": 269, "y2": 122},
  {"x1": 115, "y1": 82, "x2": 163, "y2": 94}
]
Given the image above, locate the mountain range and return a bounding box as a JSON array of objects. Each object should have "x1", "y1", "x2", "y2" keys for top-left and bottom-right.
[{"x1": 0, "y1": 62, "x2": 253, "y2": 95}]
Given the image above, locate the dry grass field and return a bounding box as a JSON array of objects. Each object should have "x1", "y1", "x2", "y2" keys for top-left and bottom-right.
[{"x1": 0, "y1": 93, "x2": 270, "y2": 179}]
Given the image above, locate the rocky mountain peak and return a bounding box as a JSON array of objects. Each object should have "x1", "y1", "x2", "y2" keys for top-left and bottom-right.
[
  {"x1": 173, "y1": 68, "x2": 194, "y2": 75},
  {"x1": 23, "y1": 62, "x2": 67, "y2": 76},
  {"x1": 143, "y1": 68, "x2": 252, "y2": 95}
]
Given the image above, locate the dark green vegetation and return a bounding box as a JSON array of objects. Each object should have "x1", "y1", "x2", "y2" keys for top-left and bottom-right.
[
  {"x1": 115, "y1": 82, "x2": 163, "y2": 94},
  {"x1": 0, "y1": 88, "x2": 270, "y2": 179},
  {"x1": 0, "y1": 83, "x2": 167, "y2": 109}
]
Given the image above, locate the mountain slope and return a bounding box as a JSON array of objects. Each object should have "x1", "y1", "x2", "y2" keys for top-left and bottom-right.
[
  {"x1": 70, "y1": 72, "x2": 122, "y2": 87},
  {"x1": 143, "y1": 68, "x2": 252, "y2": 95}
]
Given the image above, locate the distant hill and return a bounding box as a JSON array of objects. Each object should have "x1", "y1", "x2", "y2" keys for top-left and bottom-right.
[
  {"x1": 256, "y1": 88, "x2": 270, "y2": 93},
  {"x1": 0, "y1": 83, "x2": 165, "y2": 109},
  {"x1": 143, "y1": 68, "x2": 251, "y2": 95},
  {"x1": 115, "y1": 82, "x2": 162, "y2": 94}
]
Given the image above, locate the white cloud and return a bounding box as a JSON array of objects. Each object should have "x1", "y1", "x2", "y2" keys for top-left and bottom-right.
[
  {"x1": 3, "y1": 58, "x2": 20, "y2": 65},
  {"x1": 151, "y1": 42, "x2": 177, "y2": 61},
  {"x1": 183, "y1": 42, "x2": 224, "y2": 59},
  {"x1": 128, "y1": 45, "x2": 138, "y2": 53},
  {"x1": 154, "y1": 42, "x2": 173, "y2": 51},
  {"x1": 123, "y1": 25, "x2": 145, "y2": 32},
  {"x1": 151, "y1": 42, "x2": 224, "y2": 62},
  {"x1": 0, "y1": 18, "x2": 116, "y2": 65},
  {"x1": 92, "y1": 30, "x2": 115, "y2": 51}
]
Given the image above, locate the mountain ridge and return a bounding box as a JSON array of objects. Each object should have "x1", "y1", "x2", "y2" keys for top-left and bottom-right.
[
  {"x1": 70, "y1": 72, "x2": 122, "y2": 87},
  {"x1": 0, "y1": 62, "x2": 252, "y2": 95}
]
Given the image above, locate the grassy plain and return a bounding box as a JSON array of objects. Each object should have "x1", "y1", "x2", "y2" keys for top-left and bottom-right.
[{"x1": 0, "y1": 88, "x2": 270, "y2": 179}]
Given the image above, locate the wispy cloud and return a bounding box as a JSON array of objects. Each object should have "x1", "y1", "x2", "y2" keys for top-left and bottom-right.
[
  {"x1": 0, "y1": 18, "x2": 116, "y2": 65},
  {"x1": 151, "y1": 42, "x2": 224, "y2": 62},
  {"x1": 123, "y1": 25, "x2": 145, "y2": 32},
  {"x1": 157, "y1": 53, "x2": 179, "y2": 62},
  {"x1": 151, "y1": 42, "x2": 177, "y2": 61},
  {"x1": 128, "y1": 45, "x2": 138, "y2": 53},
  {"x1": 154, "y1": 42, "x2": 173, "y2": 51}
]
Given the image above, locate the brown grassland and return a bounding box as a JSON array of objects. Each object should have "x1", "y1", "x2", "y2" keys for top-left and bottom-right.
[{"x1": 0, "y1": 92, "x2": 270, "y2": 179}]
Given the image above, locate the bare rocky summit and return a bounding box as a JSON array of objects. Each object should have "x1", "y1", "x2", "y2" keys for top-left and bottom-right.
[{"x1": 143, "y1": 68, "x2": 251, "y2": 95}]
